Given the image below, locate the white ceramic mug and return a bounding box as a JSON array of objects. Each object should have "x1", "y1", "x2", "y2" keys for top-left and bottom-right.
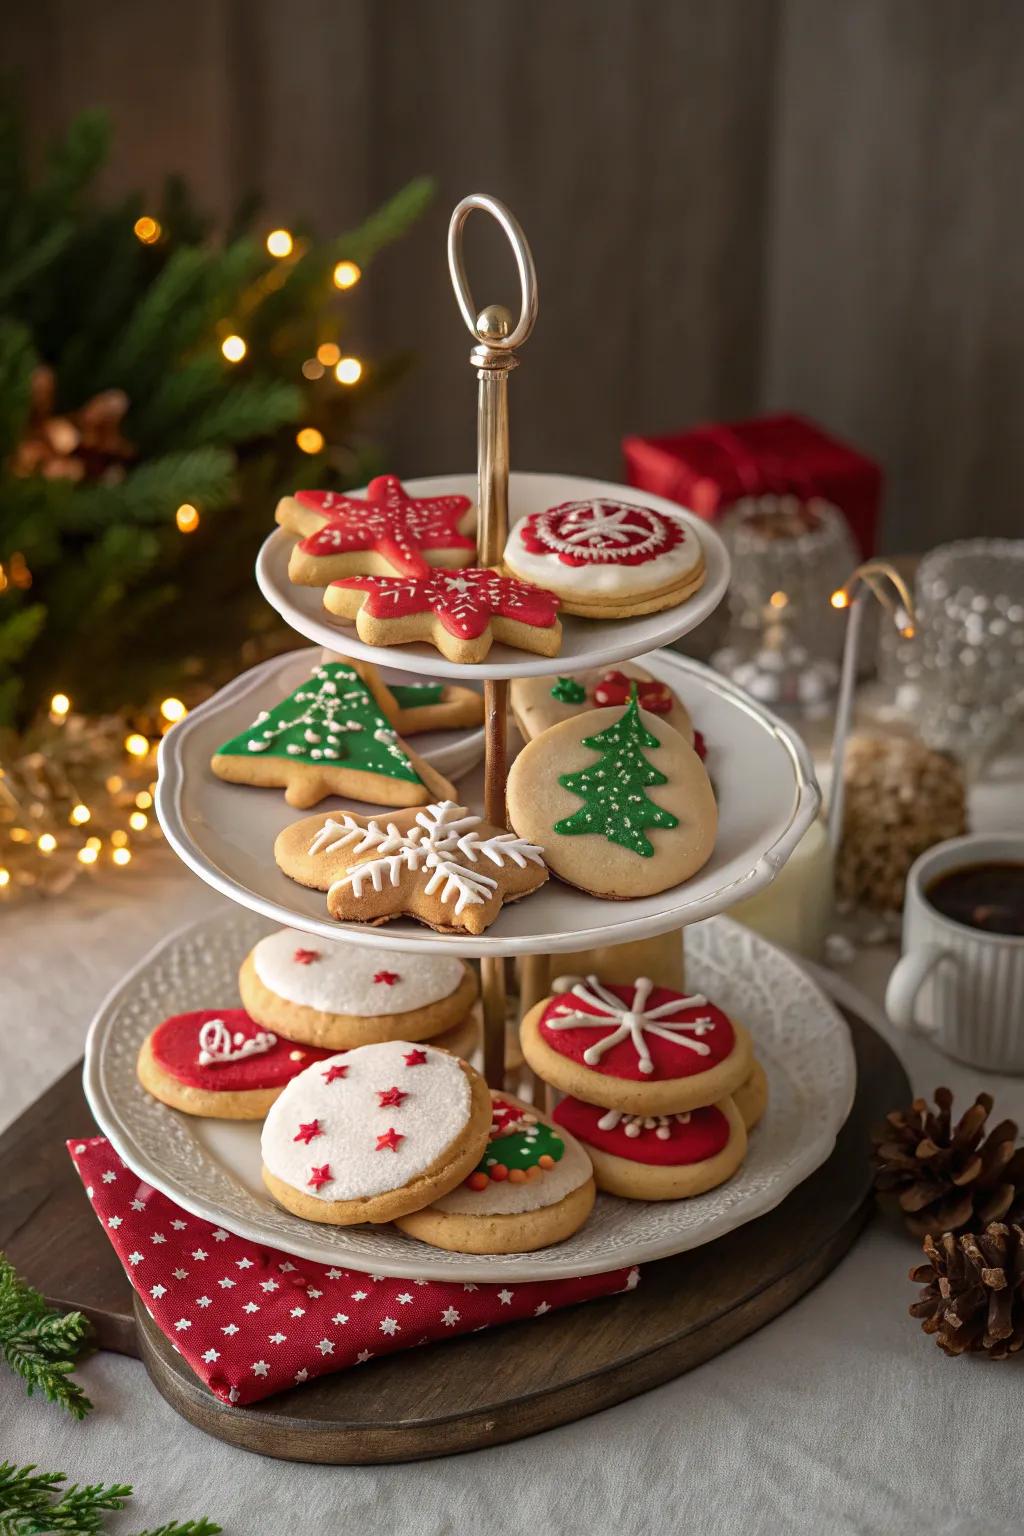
[{"x1": 885, "y1": 832, "x2": 1024, "y2": 1071}]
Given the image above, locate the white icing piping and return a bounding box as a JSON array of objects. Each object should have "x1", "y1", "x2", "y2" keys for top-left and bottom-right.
[
  {"x1": 545, "y1": 975, "x2": 715, "y2": 1075},
  {"x1": 198, "y1": 1018, "x2": 276, "y2": 1067},
  {"x1": 596, "y1": 1108, "x2": 693, "y2": 1140}
]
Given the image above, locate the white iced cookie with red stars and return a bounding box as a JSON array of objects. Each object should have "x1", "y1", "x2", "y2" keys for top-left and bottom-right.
[
  {"x1": 239, "y1": 928, "x2": 478, "y2": 1050},
  {"x1": 261, "y1": 1040, "x2": 491, "y2": 1225},
  {"x1": 395, "y1": 1093, "x2": 595, "y2": 1253},
  {"x1": 552, "y1": 1095, "x2": 747, "y2": 1201},
  {"x1": 502, "y1": 497, "x2": 705, "y2": 618},
  {"x1": 520, "y1": 975, "x2": 753, "y2": 1115},
  {"x1": 137, "y1": 1008, "x2": 334, "y2": 1120}
]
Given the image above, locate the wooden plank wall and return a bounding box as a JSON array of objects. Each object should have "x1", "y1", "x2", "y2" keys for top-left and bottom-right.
[{"x1": 9, "y1": 0, "x2": 1023, "y2": 548}]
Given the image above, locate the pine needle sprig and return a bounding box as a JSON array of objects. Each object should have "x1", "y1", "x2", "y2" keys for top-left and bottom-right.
[
  {"x1": 0, "y1": 1464, "x2": 221, "y2": 1536},
  {"x1": 0, "y1": 1255, "x2": 93, "y2": 1419}
]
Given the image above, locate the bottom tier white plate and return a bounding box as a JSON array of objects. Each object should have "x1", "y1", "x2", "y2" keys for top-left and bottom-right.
[{"x1": 83, "y1": 909, "x2": 856, "y2": 1283}]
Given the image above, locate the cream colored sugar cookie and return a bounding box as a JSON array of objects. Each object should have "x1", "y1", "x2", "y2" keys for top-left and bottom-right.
[
  {"x1": 238, "y1": 928, "x2": 478, "y2": 1050},
  {"x1": 553, "y1": 1094, "x2": 747, "y2": 1201},
  {"x1": 261, "y1": 1040, "x2": 491, "y2": 1225},
  {"x1": 507, "y1": 696, "x2": 716, "y2": 899},
  {"x1": 395, "y1": 1092, "x2": 595, "y2": 1253},
  {"x1": 502, "y1": 497, "x2": 705, "y2": 617},
  {"x1": 274, "y1": 800, "x2": 548, "y2": 936},
  {"x1": 510, "y1": 662, "x2": 694, "y2": 745},
  {"x1": 733, "y1": 1057, "x2": 769, "y2": 1131},
  {"x1": 520, "y1": 975, "x2": 753, "y2": 1114}
]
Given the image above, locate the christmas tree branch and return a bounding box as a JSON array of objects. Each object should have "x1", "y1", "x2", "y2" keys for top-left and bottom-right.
[
  {"x1": 0, "y1": 1463, "x2": 221, "y2": 1536},
  {"x1": 0, "y1": 1255, "x2": 93, "y2": 1419}
]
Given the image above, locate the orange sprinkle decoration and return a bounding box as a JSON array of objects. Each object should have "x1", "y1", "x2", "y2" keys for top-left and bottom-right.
[
  {"x1": 467, "y1": 1171, "x2": 489, "y2": 1191},
  {"x1": 490, "y1": 1164, "x2": 509, "y2": 1182},
  {"x1": 526, "y1": 1165, "x2": 542, "y2": 1180},
  {"x1": 538, "y1": 1154, "x2": 555, "y2": 1169},
  {"x1": 508, "y1": 1168, "x2": 528, "y2": 1184}
]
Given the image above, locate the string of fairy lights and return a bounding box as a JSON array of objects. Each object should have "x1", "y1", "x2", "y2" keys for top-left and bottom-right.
[{"x1": 0, "y1": 216, "x2": 367, "y2": 901}]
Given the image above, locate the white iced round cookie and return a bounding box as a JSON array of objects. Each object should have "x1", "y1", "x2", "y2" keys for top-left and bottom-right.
[
  {"x1": 260, "y1": 1040, "x2": 491, "y2": 1225},
  {"x1": 503, "y1": 498, "x2": 703, "y2": 599},
  {"x1": 253, "y1": 928, "x2": 463, "y2": 1014},
  {"x1": 239, "y1": 928, "x2": 478, "y2": 1049},
  {"x1": 394, "y1": 1093, "x2": 596, "y2": 1254}
]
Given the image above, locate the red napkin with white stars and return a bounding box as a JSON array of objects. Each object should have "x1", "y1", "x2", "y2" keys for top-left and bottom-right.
[{"x1": 69, "y1": 1138, "x2": 638, "y2": 1406}]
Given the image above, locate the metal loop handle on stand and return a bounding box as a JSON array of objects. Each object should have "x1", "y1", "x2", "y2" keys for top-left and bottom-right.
[{"x1": 447, "y1": 194, "x2": 538, "y2": 354}]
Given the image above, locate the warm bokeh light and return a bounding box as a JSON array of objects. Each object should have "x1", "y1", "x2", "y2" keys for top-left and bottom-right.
[
  {"x1": 768, "y1": 590, "x2": 789, "y2": 610},
  {"x1": 105, "y1": 776, "x2": 124, "y2": 794},
  {"x1": 160, "y1": 697, "x2": 186, "y2": 723},
  {"x1": 176, "y1": 503, "x2": 200, "y2": 533},
  {"x1": 124, "y1": 733, "x2": 150, "y2": 758},
  {"x1": 296, "y1": 427, "x2": 325, "y2": 454},
  {"x1": 902, "y1": 624, "x2": 916, "y2": 639},
  {"x1": 332, "y1": 260, "x2": 361, "y2": 290},
  {"x1": 316, "y1": 342, "x2": 341, "y2": 367},
  {"x1": 86, "y1": 836, "x2": 102, "y2": 851},
  {"x1": 221, "y1": 334, "x2": 247, "y2": 363},
  {"x1": 830, "y1": 589, "x2": 850, "y2": 610},
  {"x1": 111, "y1": 829, "x2": 129, "y2": 848},
  {"x1": 334, "y1": 356, "x2": 362, "y2": 385},
  {"x1": 135, "y1": 791, "x2": 153, "y2": 810},
  {"x1": 0, "y1": 868, "x2": 10, "y2": 887},
  {"x1": 134, "y1": 216, "x2": 162, "y2": 244},
  {"x1": 77, "y1": 846, "x2": 98, "y2": 865},
  {"x1": 9, "y1": 828, "x2": 30, "y2": 843},
  {"x1": 112, "y1": 847, "x2": 132, "y2": 867},
  {"x1": 301, "y1": 359, "x2": 325, "y2": 380},
  {"x1": 50, "y1": 692, "x2": 71, "y2": 717},
  {"x1": 129, "y1": 810, "x2": 149, "y2": 831},
  {"x1": 266, "y1": 228, "x2": 294, "y2": 258},
  {"x1": 37, "y1": 833, "x2": 57, "y2": 854},
  {"x1": 70, "y1": 804, "x2": 91, "y2": 825}
]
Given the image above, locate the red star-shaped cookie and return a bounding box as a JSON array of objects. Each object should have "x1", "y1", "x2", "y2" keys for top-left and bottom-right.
[
  {"x1": 323, "y1": 567, "x2": 562, "y2": 664},
  {"x1": 276, "y1": 474, "x2": 476, "y2": 585}
]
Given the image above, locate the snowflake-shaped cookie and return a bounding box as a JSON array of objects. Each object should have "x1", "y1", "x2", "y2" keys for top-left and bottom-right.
[
  {"x1": 276, "y1": 474, "x2": 476, "y2": 584},
  {"x1": 274, "y1": 800, "x2": 548, "y2": 936},
  {"x1": 323, "y1": 567, "x2": 562, "y2": 663}
]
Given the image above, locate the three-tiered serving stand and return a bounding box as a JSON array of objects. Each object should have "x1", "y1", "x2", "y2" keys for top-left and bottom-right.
[{"x1": 81, "y1": 198, "x2": 874, "y2": 1454}]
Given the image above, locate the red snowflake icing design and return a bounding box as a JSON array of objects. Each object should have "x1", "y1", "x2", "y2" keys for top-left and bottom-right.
[
  {"x1": 403, "y1": 1049, "x2": 428, "y2": 1067},
  {"x1": 377, "y1": 1086, "x2": 408, "y2": 1108},
  {"x1": 293, "y1": 948, "x2": 321, "y2": 965},
  {"x1": 375, "y1": 1127, "x2": 405, "y2": 1153},
  {"x1": 330, "y1": 567, "x2": 559, "y2": 641},
  {"x1": 307, "y1": 1164, "x2": 332, "y2": 1190},
  {"x1": 295, "y1": 475, "x2": 474, "y2": 578},
  {"x1": 591, "y1": 671, "x2": 673, "y2": 714},
  {"x1": 293, "y1": 1120, "x2": 322, "y2": 1144},
  {"x1": 322, "y1": 1064, "x2": 349, "y2": 1083},
  {"x1": 373, "y1": 970, "x2": 400, "y2": 986},
  {"x1": 519, "y1": 499, "x2": 685, "y2": 568}
]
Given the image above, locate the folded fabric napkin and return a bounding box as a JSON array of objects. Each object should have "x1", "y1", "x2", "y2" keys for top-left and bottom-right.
[{"x1": 69, "y1": 1137, "x2": 638, "y2": 1406}]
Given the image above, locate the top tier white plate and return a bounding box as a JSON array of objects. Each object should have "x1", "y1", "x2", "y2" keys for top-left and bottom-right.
[{"x1": 256, "y1": 471, "x2": 731, "y2": 681}]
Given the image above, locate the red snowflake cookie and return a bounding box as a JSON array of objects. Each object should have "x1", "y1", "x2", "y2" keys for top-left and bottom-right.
[{"x1": 277, "y1": 474, "x2": 476, "y2": 583}]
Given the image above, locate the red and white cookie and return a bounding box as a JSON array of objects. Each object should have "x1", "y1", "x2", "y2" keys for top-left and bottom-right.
[
  {"x1": 395, "y1": 1092, "x2": 595, "y2": 1253},
  {"x1": 323, "y1": 567, "x2": 562, "y2": 664},
  {"x1": 552, "y1": 1094, "x2": 747, "y2": 1201},
  {"x1": 136, "y1": 1008, "x2": 333, "y2": 1120},
  {"x1": 503, "y1": 498, "x2": 705, "y2": 617},
  {"x1": 276, "y1": 474, "x2": 476, "y2": 584},
  {"x1": 510, "y1": 661, "x2": 698, "y2": 749},
  {"x1": 520, "y1": 976, "x2": 752, "y2": 1114},
  {"x1": 260, "y1": 1040, "x2": 491, "y2": 1225},
  {"x1": 238, "y1": 928, "x2": 479, "y2": 1050}
]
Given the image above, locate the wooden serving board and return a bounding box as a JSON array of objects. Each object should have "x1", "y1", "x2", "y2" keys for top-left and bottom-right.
[{"x1": 0, "y1": 1006, "x2": 908, "y2": 1464}]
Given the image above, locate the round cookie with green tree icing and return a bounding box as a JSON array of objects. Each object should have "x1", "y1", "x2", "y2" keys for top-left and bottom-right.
[
  {"x1": 211, "y1": 660, "x2": 458, "y2": 809},
  {"x1": 507, "y1": 693, "x2": 716, "y2": 898}
]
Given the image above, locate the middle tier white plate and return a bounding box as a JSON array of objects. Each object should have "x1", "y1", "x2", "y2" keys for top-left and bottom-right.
[{"x1": 156, "y1": 649, "x2": 820, "y2": 959}]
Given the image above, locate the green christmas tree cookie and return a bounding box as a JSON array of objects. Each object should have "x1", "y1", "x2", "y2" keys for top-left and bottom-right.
[
  {"x1": 211, "y1": 661, "x2": 454, "y2": 810},
  {"x1": 554, "y1": 688, "x2": 679, "y2": 857}
]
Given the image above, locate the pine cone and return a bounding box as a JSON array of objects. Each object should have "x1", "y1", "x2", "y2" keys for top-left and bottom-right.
[
  {"x1": 872, "y1": 1087, "x2": 1024, "y2": 1239},
  {"x1": 910, "y1": 1223, "x2": 1024, "y2": 1358}
]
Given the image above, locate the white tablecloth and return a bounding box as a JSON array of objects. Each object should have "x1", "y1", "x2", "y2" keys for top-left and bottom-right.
[{"x1": 4, "y1": 768, "x2": 1024, "y2": 1535}]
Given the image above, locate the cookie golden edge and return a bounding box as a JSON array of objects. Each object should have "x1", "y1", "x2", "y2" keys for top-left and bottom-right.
[
  {"x1": 519, "y1": 999, "x2": 754, "y2": 1114},
  {"x1": 261, "y1": 1057, "x2": 492, "y2": 1226},
  {"x1": 584, "y1": 1096, "x2": 747, "y2": 1201},
  {"x1": 136, "y1": 1034, "x2": 280, "y2": 1120},
  {"x1": 733, "y1": 1057, "x2": 769, "y2": 1131},
  {"x1": 238, "y1": 949, "x2": 479, "y2": 1049}
]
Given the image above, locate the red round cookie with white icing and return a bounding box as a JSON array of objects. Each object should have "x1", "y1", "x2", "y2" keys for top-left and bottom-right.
[
  {"x1": 552, "y1": 1093, "x2": 747, "y2": 1201},
  {"x1": 395, "y1": 1092, "x2": 595, "y2": 1253},
  {"x1": 260, "y1": 1040, "x2": 492, "y2": 1225},
  {"x1": 519, "y1": 976, "x2": 753, "y2": 1114},
  {"x1": 502, "y1": 498, "x2": 705, "y2": 615},
  {"x1": 136, "y1": 1008, "x2": 334, "y2": 1120},
  {"x1": 238, "y1": 928, "x2": 478, "y2": 1049}
]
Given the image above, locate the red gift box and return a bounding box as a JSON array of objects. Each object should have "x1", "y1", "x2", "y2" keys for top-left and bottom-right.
[
  {"x1": 622, "y1": 412, "x2": 882, "y2": 557},
  {"x1": 68, "y1": 1137, "x2": 638, "y2": 1405}
]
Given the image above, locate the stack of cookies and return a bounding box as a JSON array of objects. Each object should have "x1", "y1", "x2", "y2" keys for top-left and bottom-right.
[{"x1": 520, "y1": 974, "x2": 768, "y2": 1201}]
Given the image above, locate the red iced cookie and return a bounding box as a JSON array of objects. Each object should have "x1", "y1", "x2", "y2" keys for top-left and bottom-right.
[
  {"x1": 142, "y1": 1008, "x2": 334, "y2": 1117},
  {"x1": 553, "y1": 1096, "x2": 731, "y2": 1167}
]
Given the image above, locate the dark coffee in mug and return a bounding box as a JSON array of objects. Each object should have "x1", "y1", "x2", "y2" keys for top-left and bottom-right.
[{"x1": 925, "y1": 861, "x2": 1024, "y2": 937}]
